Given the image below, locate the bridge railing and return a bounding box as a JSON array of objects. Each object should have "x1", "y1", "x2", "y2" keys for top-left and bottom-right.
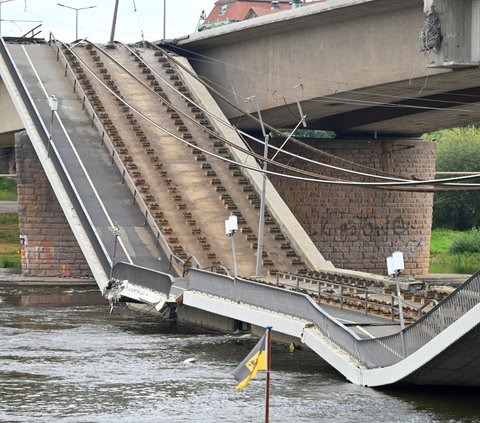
[
  {"x1": 0, "y1": 37, "x2": 111, "y2": 278},
  {"x1": 186, "y1": 268, "x2": 480, "y2": 369},
  {"x1": 186, "y1": 268, "x2": 362, "y2": 343},
  {"x1": 359, "y1": 270, "x2": 480, "y2": 367},
  {"x1": 273, "y1": 272, "x2": 427, "y2": 322},
  {"x1": 112, "y1": 261, "x2": 174, "y2": 296}
]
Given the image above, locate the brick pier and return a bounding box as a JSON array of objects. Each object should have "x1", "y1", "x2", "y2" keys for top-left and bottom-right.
[
  {"x1": 15, "y1": 132, "x2": 92, "y2": 278},
  {"x1": 265, "y1": 137, "x2": 436, "y2": 276}
]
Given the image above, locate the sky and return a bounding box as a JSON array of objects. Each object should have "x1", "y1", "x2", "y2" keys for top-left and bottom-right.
[{"x1": 0, "y1": 0, "x2": 216, "y2": 43}]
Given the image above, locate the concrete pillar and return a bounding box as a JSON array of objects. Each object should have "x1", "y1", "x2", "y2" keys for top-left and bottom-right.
[
  {"x1": 15, "y1": 131, "x2": 93, "y2": 278},
  {"x1": 472, "y1": 0, "x2": 480, "y2": 62},
  {"x1": 430, "y1": 0, "x2": 474, "y2": 65},
  {"x1": 263, "y1": 137, "x2": 436, "y2": 277}
]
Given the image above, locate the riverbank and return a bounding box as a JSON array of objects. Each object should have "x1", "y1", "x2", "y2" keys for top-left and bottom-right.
[{"x1": 0, "y1": 268, "x2": 96, "y2": 287}]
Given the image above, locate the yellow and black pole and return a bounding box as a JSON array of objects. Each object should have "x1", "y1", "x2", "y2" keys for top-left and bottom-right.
[{"x1": 265, "y1": 325, "x2": 273, "y2": 423}]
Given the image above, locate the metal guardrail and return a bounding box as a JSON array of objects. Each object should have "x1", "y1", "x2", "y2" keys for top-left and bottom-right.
[
  {"x1": 359, "y1": 270, "x2": 480, "y2": 367},
  {"x1": 187, "y1": 268, "x2": 480, "y2": 369},
  {"x1": 0, "y1": 37, "x2": 111, "y2": 277},
  {"x1": 274, "y1": 272, "x2": 430, "y2": 322},
  {"x1": 186, "y1": 268, "x2": 362, "y2": 337},
  {"x1": 112, "y1": 261, "x2": 174, "y2": 296},
  {"x1": 50, "y1": 36, "x2": 203, "y2": 276}
]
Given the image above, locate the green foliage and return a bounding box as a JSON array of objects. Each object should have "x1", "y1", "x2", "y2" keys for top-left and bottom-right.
[
  {"x1": 429, "y1": 252, "x2": 480, "y2": 274},
  {"x1": 424, "y1": 127, "x2": 480, "y2": 229},
  {"x1": 0, "y1": 177, "x2": 17, "y2": 201},
  {"x1": 0, "y1": 256, "x2": 20, "y2": 268},
  {"x1": 0, "y1": 212, "x2": 20, "y2": 269},
  {"x1": 0, "y1": 214, "x2": 18, "y2": 225},
  {"x1": 429, "y1": 228, "x2": 480, "y2": 274},
  {"x1": 430, "y1": 228, "x2": 462, "y2": 254},
  {"x1": 449, "y1": 227, "x2": 480, "y2": 254}
]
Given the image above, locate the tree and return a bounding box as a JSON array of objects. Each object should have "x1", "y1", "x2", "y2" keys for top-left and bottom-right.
[{"x1": 424, "y1": 127, "x2": 480, "y2": 229}]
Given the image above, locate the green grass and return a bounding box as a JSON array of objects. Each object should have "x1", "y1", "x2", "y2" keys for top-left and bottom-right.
[
  {"x1": 430, "y1": 228, "x2": 480, "y2": 274},
  {"x1": 0, "y1": 177, "x2": 17, "y2": 201},
  {"x1": 430, "y1": 228, "x2": 462, "y2": 255},
  {"x1": 0, "y1": 213, "x2": 20, "y2": 268}
]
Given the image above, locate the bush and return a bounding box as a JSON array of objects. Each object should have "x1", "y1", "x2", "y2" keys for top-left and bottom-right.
[
  {"x1": 449, "y1": 228, "x2": 480, "y2": 254},
  {"x1": 424, "y1": 127, "x2": 480, "y2": 229},
  {"x1": 0, "y1": 177, "x2": 17, "y2": 201}
]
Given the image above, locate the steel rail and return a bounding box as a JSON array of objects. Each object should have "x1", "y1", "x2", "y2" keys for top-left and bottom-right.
[{"x1": 50, "y1": 35, "x2": 203, "y2": 275}]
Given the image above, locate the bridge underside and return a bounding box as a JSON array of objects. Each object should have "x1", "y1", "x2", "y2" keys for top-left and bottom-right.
[
  {"x1": 405, "y1": 323, "x2": 480, "y2": 387},
  {"x1": 238, "y1": 69, "x2": 480, "y2": 137}
]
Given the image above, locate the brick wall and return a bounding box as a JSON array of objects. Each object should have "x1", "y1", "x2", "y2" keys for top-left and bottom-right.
[
  {"x1": 264, "y1": 137, "x2": 436, "y2": 276},
  {"x1": 15, "y1": 132, "x2": 92, "y2": 278}
]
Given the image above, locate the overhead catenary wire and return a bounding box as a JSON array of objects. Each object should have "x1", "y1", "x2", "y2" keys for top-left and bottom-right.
[
  {"x1": 153, "y1": 44, "x2": 480, "y2": 189},
  {"x1": 135, "y1": 41, "x2": 480, "y2": 186},
  {"x1": 57, "y1": 39, "x2": 480, "y2": 189},
  {"x1": 115, "y1": 41, "x2": 406, "y2": 184},
  {"x1": 144, "y1": 43, "x2": 428, "y2": 182},
  {"x1": 106, "y1": 41, "x2": 480, "y2": 188}
]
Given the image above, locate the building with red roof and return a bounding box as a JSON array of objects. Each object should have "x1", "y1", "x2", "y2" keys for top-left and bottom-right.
[{"x1": 198, "y1": 0, "x2": 323, "y2": 32}]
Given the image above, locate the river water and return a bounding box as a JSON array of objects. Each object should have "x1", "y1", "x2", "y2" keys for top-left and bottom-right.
[{"x1": 1, "y1": 286, "x2": 480, "y2": 423}]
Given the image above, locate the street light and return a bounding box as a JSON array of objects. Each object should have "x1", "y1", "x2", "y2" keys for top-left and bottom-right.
[
  {"x1": 57, "y1": 3, "x2": 97, "y2": 41},
  {"x1": 0, "y1": 0, "x2": 15, "y2": 37},
  {"x1": 387, "y1": 250, "x2": 406, "y2": 357},
  {"x1": 163, "y1": 0, "x2": 166, "y2": 39},
  {"x1": 110, "y1": 222, "x2": 119, "y2": 278},
  {"x1": 225, "y1": 214, "x2": 238, "y2": 277}
]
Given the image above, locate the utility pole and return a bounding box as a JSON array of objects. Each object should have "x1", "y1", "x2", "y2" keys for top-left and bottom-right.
[
  {"x1": 109, "y1": 0, "x2": 120, "y2": 45},
  {"x1": 163, "y1": 0, "x2": 167, "y2": 39}
]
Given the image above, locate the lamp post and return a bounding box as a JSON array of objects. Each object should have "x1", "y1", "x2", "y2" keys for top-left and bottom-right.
[
  {"x1": 163, "y1": 0, "x2": 166, "y2": 39},
  {"x1": 57, "y1": 3, "x2": 97, "y2": 41},
  {"x1": 110, "y1": 222, "x2": 119, "y2": 278},
  {"x1": 0, "y1": 0, "x2": 15, "y2": 37},
  {"x1": 225, "y1": 214, "x2": 238, "y2": 277},
  {"x1": 109, "y1": 0, "x2": 119, "y2": 46},
  {"x1": 387, "y1": 251, "x2": 406, "y2": 357},
  {"x1": 47, "y1": 94, "x2": 58, "y2": 157}
]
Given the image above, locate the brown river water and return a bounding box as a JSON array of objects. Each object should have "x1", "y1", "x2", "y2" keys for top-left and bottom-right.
[{"x1": 1, "y1": 286, "x2": 480, "y2": 422}]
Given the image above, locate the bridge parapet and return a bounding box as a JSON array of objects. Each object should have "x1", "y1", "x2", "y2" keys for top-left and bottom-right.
[{"x1": 185, "y1": 268, "x2": 480, "y2": 386}]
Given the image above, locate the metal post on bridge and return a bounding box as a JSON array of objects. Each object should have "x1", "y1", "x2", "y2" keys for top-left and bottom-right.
[
  {"x1": 57, "y1": 3, "x2": 97, "y2": 41},
  {"x1": 109, "y1": 0, "x2": 120, "y2": 46},
  {"x1": 163, "y1": 0, "x2": 167, "y2": 39},
  {"x1": 48, "y1": 95, "x2": 58, "y2": 157},
  {"x1": 244, "y1": 95, "x2": 269, "y2": 278},
  {"x1": 387, "y1": 251, "x2": 407, "y2": 357},
  {"x1": 225, "y1": 215, "x2": 238, "y2": 301},
  {"x1": 110, "y1": 222, "x2": 119, "y2": 279}
]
